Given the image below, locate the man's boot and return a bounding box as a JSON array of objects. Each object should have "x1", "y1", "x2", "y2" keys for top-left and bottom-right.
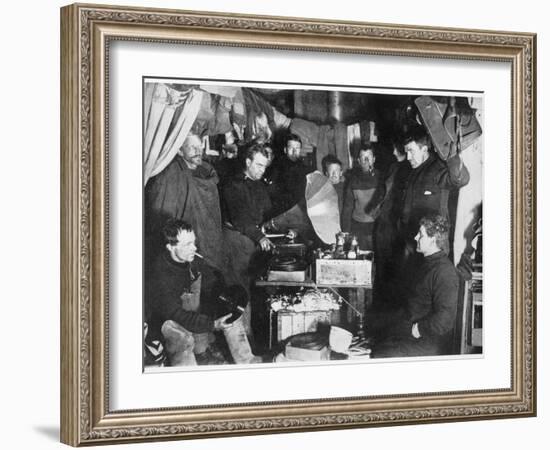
[
  {"x1": 223, "y1": 316, "x2": 261, "y2": 364},
  {"x1": 161, "y1": 320, "x2": 196, "y2": 366}
]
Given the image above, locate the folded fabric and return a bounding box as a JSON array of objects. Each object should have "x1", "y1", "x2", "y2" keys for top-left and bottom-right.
[
  {"x1": 199, "y1": 84, "x2": 240, "y2": 98},
  {"x1": 290, "y1": 117, "x2": 320, "y2": 147},
  {"x1": 272, "y1": 106, "x2": 291, "y2": 129}
]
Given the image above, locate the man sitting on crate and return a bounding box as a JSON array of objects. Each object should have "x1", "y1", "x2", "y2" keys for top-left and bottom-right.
[
  {"x1": 366, "y1": 213, "x2": 459, "y2": 358},
  {"x1": 144, "y1": 219, "x2": 259, "y2": 366}
]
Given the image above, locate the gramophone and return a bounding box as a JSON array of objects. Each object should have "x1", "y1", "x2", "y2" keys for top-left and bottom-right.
[
  {"x1": 264, "y1": 228, "x2": 307, "y2": 259},
  {"x1": 262, "y1": 229, "x2": 309, "y2": 282}
]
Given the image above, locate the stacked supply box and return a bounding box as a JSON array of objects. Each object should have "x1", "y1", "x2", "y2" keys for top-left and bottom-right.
[{"x1": 315, "y1": 259, "x2": 372, "y2": 287}]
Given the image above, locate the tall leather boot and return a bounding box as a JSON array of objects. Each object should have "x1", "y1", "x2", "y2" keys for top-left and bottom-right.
[{"x1": 223, "y1": 316, "x2": 261, "y2": 364}]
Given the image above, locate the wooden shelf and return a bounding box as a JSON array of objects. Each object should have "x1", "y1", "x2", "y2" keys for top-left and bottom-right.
[{"x1": 255, "y1": 278, "x2": 371, "y2": 289}]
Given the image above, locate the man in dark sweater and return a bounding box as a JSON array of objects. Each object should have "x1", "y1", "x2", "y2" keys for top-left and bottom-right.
[
  {"x1": 268, "y1": 133, "x2": 311, "y2": 215},
  {"x1": 221, "y1": 143, "x2": 278, "y2": 344},
  {"x1": 145, "y1": 220, "x2": 245, "y2": 366},
  {"x1": 222, "y1": 143, "x2": 274, "y2": 252},
  {"x1": 368, "y1": 214, "x2": 460, "y2": 358}
]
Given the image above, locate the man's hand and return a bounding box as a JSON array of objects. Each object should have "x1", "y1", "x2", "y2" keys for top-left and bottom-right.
[
  {"x1": 286, "y1": 229, "x2": 298, "y2": 240},
  {"x1": 213, "y1": 313, "x2": 234, "y2": 331},
  {"x1": 259, "y1": 236, "x2": 274, "y2": 252},
  {"x1": 261, "y1": 218, "x2": 278, "y2": 233},
  {"x1": 411, "y1": 322, "x2": 421, "y2": 339}
]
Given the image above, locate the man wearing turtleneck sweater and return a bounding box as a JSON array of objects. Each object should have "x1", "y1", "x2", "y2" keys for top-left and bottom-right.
[
  {"x1": 145, "y1": 219, "x2": 235, "y2": 366},
  {"x1": 368, "y1": 214, "x2": 460, "y2": 358}
]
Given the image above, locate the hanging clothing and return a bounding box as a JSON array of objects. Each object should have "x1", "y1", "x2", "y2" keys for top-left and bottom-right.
[
  {"x1": 242, "y1": 88, "x2": 276, "y2": 141},
  {"x1": 415, "y1": 96, "x2": 482, "y2": 161},
  {"x1": 333, "y1": 123, "x2": 350, "y2": 173},
  {"x1": 316, "y1": 124, "x2": 334, "y2": 170},
  {"x1": 208, "y1": 95, "x2": 233, "y2": 136},
  {"x1": 358, "y1": 120, "x2": 378, "y2": 145},
  {"x1": 191, "y1": 91, "x2": 216, "y2": 136},
  {"x1": 199, "y1": 85, "x2": 240, "y2": 98},
  {"x1": 347, "y1": 123, "x2": 362, "y2": 161},
  {"x1": 290, "y1": 118, "x2": 319, "y2": 147},
  {"x1": 231, "y1": 89, "x2": 246, "y2": 122},
  {"x1": 143, "y1": 84, "x2": 203, "y2": 185},
  {"x1": 272, "y1": 106, "x2": 292, "y2": 129}
]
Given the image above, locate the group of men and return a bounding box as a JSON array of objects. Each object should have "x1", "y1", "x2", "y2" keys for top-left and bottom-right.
[
  {"x1": 144, "y1": 122, "x2": 471, "y2": 365},
  {"x1": 143, "y1": 133, "x2": 310, "y2": 366}
]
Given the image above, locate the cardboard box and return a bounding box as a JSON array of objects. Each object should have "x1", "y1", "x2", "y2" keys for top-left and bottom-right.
[{"x1": 315, "y1": 259, "x2": 372, "y2": 287}]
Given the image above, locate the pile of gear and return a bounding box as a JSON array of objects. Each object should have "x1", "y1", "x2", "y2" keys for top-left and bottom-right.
[{"x1": 269, "y1": 289, "x2": 341, "y2": 313}]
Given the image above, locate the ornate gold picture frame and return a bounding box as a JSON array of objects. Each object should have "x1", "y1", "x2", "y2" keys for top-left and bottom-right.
[{"x1": 60, "y1": 3, "x2": 536, "y2": 446}]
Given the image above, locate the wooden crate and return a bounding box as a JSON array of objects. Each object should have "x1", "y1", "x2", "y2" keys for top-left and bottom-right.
[
  {"x1": 275, "y1": 309, "x2": 340, "y2": 343},
  {"x1": 315, "y1": 259, "x2": 372, "y2": 287}
]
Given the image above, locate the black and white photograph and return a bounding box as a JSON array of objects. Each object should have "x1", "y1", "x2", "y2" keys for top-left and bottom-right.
[{"x1": 142, "y1": 79, "x2": 484, "y2": 370}]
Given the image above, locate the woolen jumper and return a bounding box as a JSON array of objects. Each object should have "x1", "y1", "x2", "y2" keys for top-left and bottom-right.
[
  {"x1": 341, "y1": 168, "x2": 383, "y2": 230},
  {"x1": 407, "y1": 250, "x2": 459, "y2": 340},
  {"x1": 222, "y1": 173, "x2": 273, "y2": 243},
  {"x1": 146, "y1": 252, "x2": 214, "y2": 341},
  {"x1": 369, "y1": 249, "x2": 460, "y2": 358}
]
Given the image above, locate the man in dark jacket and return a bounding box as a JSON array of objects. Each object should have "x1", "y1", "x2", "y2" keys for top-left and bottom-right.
[
  {"x1": 400, "y1": 126, "x2": 470, "y2": 251},
  {"x1": 368, "y1": 214, "x2": 460, "y2": 358}
]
